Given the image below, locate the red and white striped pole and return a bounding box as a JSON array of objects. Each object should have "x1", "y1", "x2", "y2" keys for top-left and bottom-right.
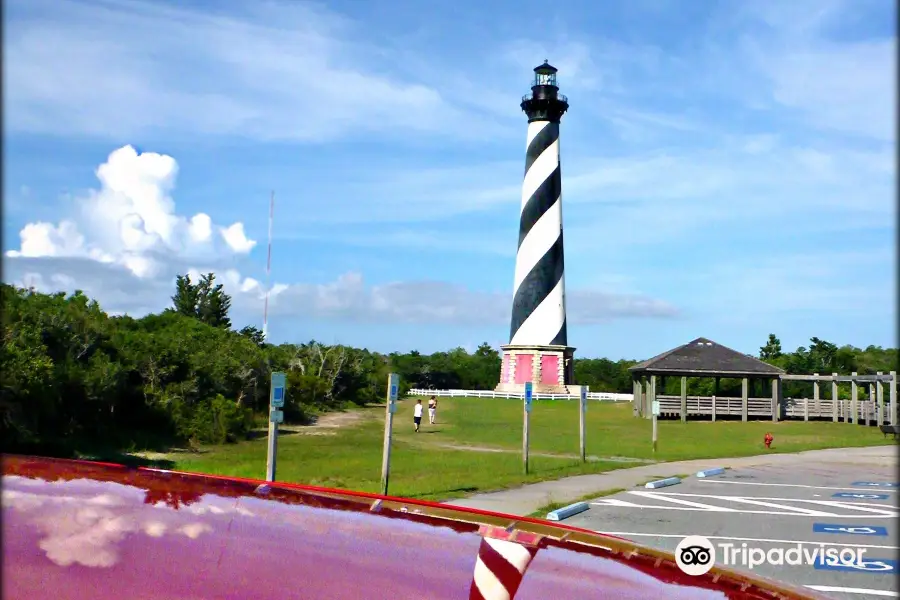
[{"x1": 469, "y1": 526, "x2": 543, "y2": 600}]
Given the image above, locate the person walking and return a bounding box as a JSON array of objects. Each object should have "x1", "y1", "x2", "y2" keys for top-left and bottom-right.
[
  {"x1": 413, "y1": 399, "x2": 424, "y2": 432},
  {"x1": 428, "y1": 396, "x2": 438, "y2": 424}
]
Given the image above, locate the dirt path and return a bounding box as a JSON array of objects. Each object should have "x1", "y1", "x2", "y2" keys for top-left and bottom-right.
[
  {"x1": 279, "y1": 408, "x2": 380, "y2": 436},
  {"x1": 132, "y1": 407, "x2": 382, "y2": 460}
]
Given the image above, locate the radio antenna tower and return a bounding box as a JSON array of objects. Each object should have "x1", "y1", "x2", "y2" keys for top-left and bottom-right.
[{"x1": 262, "y1": 190, "x2": 274, "y2": 341}]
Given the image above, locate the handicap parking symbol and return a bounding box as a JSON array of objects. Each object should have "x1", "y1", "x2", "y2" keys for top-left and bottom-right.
[
  {"x1": 814, "y1": 556, "x2": 897, "y2": 574},
  {"x1": 832, "y1": 492, "x2": 889, "y2": 500},
  {"x1": 813, "y1": 523, "x2": 888, "y2": 536},
  {"x1": 852, "y1": 481, "x2": 899, "y2": 488}
]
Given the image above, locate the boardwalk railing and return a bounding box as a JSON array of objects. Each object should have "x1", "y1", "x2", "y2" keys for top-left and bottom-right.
[
  {"x1": 656, "y1": 395, "x2": 773, "y2": 418},
  {"x1": 410, "y1": 390, "x2": 893, "y2": 423},
  {"x1": 407, "y1": 388, "x2": 632, "y2": 402},
  {"x1": 654, "y1": 394, "x2": 892, "y2": 424}
]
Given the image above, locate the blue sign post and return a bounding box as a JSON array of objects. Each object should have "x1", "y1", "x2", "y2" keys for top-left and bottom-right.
[
  {"x1": 523, "y1": 381, "x2": 533, "y2": 474},
  {"x1": 579, "y1": 386, "x2": 588, "y2": 463},
  {"x1": 381, "y1": 373, "x2": 401, "y2": 496},
  {"x1": 266, "y1": 372, "x2": 288, "y2": 482}
]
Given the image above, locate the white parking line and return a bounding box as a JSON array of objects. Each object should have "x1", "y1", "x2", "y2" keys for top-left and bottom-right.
[
  {"x1": 644, "y1": 491, "x2": 895, "y2": 509},
  {"x1": 810, "y1": 500, "x2": 900, "y2": 516},
  {"x1": 591, "y1": 532, "x2": 899, "y2": 551},
  {"x1": 589, "y1": 492, "x2": 898, "y2": 517},
  {"x1": 710, "y1": 496, "x2": 836, "y2": 516},
  {"x1": 626, "y1": 491, "x2": 737, "y2": 512},
  {"x1": 698, "y1": 480, "x2": 899, "y2": 493},
  {"x1": 804, "y1": 585, "x2": 899, "y2": 597},
  {"x1": 637, "y1": 492, "x2": 899, "y2": 516},
  {"x1": 589, "y1": 499, "x2": 875, "y2": 517}
]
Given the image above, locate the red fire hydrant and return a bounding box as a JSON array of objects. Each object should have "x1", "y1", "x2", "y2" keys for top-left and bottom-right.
[{"x1": 764, "y1": 432, "x2": 773, "y2": 449}]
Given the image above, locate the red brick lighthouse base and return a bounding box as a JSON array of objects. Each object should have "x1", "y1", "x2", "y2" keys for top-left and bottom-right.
[{"x1": 495, "y1": 344, "x2": 576, "y2": 394}]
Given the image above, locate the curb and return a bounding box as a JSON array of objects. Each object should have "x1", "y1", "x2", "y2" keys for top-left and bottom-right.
[
  {"x1": 546, "y1": 501, "x2": 590, "y2": 521},
  {"x1": 644, "y1": 477, "x2": 681, "y2": 489},
  {"x1": 696, "y1": 467, "x2": 726, "y2": 478}
]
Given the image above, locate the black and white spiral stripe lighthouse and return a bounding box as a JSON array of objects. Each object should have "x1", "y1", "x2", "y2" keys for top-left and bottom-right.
[{"x1": 497, "y1": 61, "x2": 576, "y2": 394}]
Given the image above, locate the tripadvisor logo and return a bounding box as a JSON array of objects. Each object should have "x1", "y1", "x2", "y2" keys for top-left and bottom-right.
[
  {"x1": 676, "y1": 536, "x2": 716, "y2": 576},
  {"x1": 675, "y1": 535, "x2": 867, "y2": 576}
]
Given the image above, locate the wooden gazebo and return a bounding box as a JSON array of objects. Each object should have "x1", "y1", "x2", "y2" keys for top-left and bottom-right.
[{"x1": 628, "y1": 337, "x2": 785, "y2": 422}]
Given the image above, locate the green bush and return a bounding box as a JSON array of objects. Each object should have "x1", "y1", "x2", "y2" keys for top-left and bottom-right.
[{"x1": 176, "y1": 394, "x2": 253, "y2": 444}]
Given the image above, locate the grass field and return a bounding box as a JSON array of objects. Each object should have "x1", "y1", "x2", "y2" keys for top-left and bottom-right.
[{"x1": 160, "y1": 397, "x2": 895, "y2": 502}]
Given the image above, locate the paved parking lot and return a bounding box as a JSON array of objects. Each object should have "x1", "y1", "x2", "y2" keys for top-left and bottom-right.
[{"x1": 564, "y1": 461, "x2": 899, "y2": 599}]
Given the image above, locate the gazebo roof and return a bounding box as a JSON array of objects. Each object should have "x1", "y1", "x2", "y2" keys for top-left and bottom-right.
[{"x1": 628, "y1": 337, "x2": 785, "y2": 378}]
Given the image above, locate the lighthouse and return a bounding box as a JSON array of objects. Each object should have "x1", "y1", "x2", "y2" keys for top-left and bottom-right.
[{"x1": 497, "y1": 61, "x2": 575, "y2": 394}]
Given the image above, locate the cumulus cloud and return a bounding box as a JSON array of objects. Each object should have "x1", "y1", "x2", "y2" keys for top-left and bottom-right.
[
  {"x1": 6, "y1": 145, "x2": 256, "y2": 279},
  {"x1": 4, "y1": 144, "x2": 679, "y2": 328},
  {"x1": 1, "y1": 486, "x2": 223, "y2": 568}
]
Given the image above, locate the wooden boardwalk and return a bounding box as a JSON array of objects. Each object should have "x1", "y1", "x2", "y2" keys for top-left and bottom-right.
[{"x1": 654, "y1": 394, "x2": 894, "y2": 424}]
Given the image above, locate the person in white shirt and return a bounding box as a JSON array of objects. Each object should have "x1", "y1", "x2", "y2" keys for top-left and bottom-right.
[
  {"x1": 428, "y1": 396, "x2": 437, "y2": 424},
  {"x1": 413, "y1": 399, "x2": 424, "y2": 432}
]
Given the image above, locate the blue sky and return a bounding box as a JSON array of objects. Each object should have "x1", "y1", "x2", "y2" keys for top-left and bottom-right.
[{"x1": 2, "y1": 0, "x2": 895, "y2": 360}]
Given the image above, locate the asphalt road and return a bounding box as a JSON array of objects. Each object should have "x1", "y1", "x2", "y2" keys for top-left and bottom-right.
[{"x1": 563, "y1": 461, "x2": 899, "y2": 599}]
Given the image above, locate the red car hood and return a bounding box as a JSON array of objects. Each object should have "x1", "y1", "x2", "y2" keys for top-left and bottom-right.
[{"x1": 2, "y1": 455, "x2": 823, "y2": 599}]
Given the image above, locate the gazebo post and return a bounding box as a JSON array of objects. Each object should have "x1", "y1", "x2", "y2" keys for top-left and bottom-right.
[
  {"x1": 712, "y1": 377, "x2": 719, "y2": 421},
  {"x1": 642, "y1": 375, "x2": 649, "y2": 418},
  {"x1": 876, "y1": 372, "x2": 884, "y2": 426},
  {"x1": 890, "y1": 371, "x2": 897, "y2": 426},
  {"x1": 831, "y1": 373, "x2": 839, "y2": 422},
  {"x1": 631, "y1": 375, "x2": 642, "y2": 417},
  {"x1": 741, "y1": 377, "x2": 749, "y2": 422},
  {"x1": 812, "y1": 374, "x2": 819, "y2": 420},
  {"x1": 680, "y1": 376, "x2": 687, "y2": 422},
  {"x1": 868, "y1": 383, "x2": 875, "y2": 426},
  {"x1": 771, "y1": 378, "x2": 778, "y2": 422}
]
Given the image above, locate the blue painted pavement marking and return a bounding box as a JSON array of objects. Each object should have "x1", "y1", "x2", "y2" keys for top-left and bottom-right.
[
  {"x1": 813, "y1": 557, "x2": 897, "y2": 574},
  {"x1": 852, "y1": 481, "x2": 899, "y2": 488},
  {"x1": 832, "y1": 492, "x2": 889, "y2": 500},
  {"x1": 812, "y1": 523, "x2": 888, "y2": 536}
]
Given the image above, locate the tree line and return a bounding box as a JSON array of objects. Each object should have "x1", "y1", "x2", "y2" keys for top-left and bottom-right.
[{"x1": 2, "y1": 275, "x2": 896, "y2": 454}]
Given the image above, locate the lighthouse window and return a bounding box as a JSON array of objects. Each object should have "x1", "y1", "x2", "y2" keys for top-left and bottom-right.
[{"x1": 535, "y1": 72, "x2": 556, "y2": 86}]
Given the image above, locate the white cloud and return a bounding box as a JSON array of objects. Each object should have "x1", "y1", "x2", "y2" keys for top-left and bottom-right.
[
  {"x1": 220, "y1": 223, "x2": 257, "y2": 254},
  {"x1": 706, "y1": 0, "x2": 896, "y2": 142},
  {"x1": 743, "y1": 39, "x2": 895, "y2": 141},
  {"x1": 1, "y1": 485, "x2": 218, "y2": 568},
  {"x1": 667, "y1": 248, "x2": 894, "y2": 317},
  {"x1": 281, "y1": 134, "x2": 891, "y2": 259},
  {"x1": 6, "y1": 145, "x2": 256, "y2": 279},
  {"x1": 231, "y1": 271, "x2": 680, "y2": 325},
  {"x1": 2, "y1": 143, "x2": 679, "y2": 326},
  {"x1": 5, "y1": 256, "x2": 680, "y2": 327},
  {"x1": 3, "y1": 0, "x2": 512, "y2": 143}
]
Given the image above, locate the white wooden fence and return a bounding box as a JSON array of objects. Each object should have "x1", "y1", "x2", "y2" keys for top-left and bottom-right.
[{"x1": 407, "y1": 388, "x2": 633, "y2": 402}]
